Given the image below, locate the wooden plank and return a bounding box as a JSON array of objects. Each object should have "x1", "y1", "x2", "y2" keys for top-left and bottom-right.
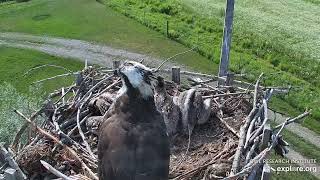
[
  {"x1": 172, "y1": 66, "x2": 180, "y2": 84},
  {"x1": 218, "y1": 0, "x2": 235, "y2": 84},
  {"x1": 260, "y1": 123, "x2": 271, "y2": 151},
  {"x1": 225, "y1": 72, "x2": 234, "y2": 86},
  {"x1": 0, "y1": 145, "x2": 26, "y2": 180},
  {"x1": 4, "y1": 168, "x2": 17, "y2": 180},
  {"x1": 113, "y1": 60, "x2": 121, "y2": 69},
  {"x1": 261, "y1": 163, "x2": 271, "y2": 180}
]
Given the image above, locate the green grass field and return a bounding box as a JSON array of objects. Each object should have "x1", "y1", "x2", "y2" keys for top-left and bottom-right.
[
  {"x1": 0, "y1": 47, "x2": 83, "y2": 94},
  {"x1": 0, "y1": 47, "x2": 83, "y2": 143},
  {"x1": 183, "y1": 0, "x2": 320, "y2": 61},
  {"x1": 0, "y1": 0, "x2": 215, "y2": 73},
  {"x1": 105, "y1": 0, "x2": 320, "y2": 135}
]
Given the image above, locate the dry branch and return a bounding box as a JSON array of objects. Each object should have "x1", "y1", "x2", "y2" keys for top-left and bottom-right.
[
  {"x1": 14, "y1": 110, "x2": 98, "y2": 180},
  {"x1": 40, "y1": 160, "x2": 72, "y2": 180}
]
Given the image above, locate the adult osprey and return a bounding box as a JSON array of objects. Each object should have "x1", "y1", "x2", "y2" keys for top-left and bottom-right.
[{"x1": 98, "y1": 61, "x2": 170, "y2": 180}]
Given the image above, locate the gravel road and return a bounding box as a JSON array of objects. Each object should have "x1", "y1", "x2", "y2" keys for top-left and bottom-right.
[{"x1": 0, "y1": 32, "x2": 179, "y2": 69}]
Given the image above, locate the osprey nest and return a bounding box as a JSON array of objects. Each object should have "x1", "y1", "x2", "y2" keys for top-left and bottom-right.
[{"x1": 0, "y1": 63, "x2": 309, "y2": 180}]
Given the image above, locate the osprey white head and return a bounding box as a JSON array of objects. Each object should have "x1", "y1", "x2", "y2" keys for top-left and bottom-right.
[{"x1": 117, "y1": 61, "x2": 156, "y2": 99}]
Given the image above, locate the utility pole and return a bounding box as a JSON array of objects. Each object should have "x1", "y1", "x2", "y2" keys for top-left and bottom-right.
[{"x1": 218, "y1": 0, "x2": 235, "y2": 85}]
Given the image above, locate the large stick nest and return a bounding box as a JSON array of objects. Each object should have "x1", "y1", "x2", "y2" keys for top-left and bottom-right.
[{"x1": 0, "y1": 64, "x2": 307, "y2": 180}]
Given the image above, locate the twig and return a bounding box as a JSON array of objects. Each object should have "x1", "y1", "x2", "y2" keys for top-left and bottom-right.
[
  {"x1": 11, "y1": 108, "x2": 43, "y2": 150},
  {"x1": 61, "y1": 87, "x2": 66, "y2": 105},
  {"x1": 203, "y1": 91, "x2": 249, "y2": 99},
  {"x1": 77, "y1": 102, "x2": 96, "y2": 161},
  {"x1": 245, "y1": 99, "x2": 269, "y2": 148},
  {"x1": 94, "y1": 78, "x2": 121, "y2": 98},
  {"x1": 23, "y1": 64, "x2": 72, "y2": 77},
  {"x1": 32, "y1": 72, "x2": 79, "y2": 84},
  {"x1": 172, "y1": 147, "x2": 230, "y2": 179},
  {"x1": 273, "y1": 111, "x2": 311, "y2": 130},
  {"x1": 155, "y1": 47, "x2": 196, "y2": 71},
  {"x1": 54, "y1": 86, "x2": 75, "y2": 105},
  {"x1": 225, "y1": 111, "x2": 311, "y2": 179},
  {"x1": 245, "y1": 136, "x2": 260, "y2": 164},
  {"x1": 218, "y1": 117, "x2": 240, "y2": 138},
  {"x1": 40, "y1": 160, "x2": 72, "y2": 180},
  {"x1": 253, "y1": 73, "x2": 263, "y2": 109},
  {"x1": 230, "y1": 106, "x2": 258, "y2": 175},
  {"x1": 14, "y1": 110, "x2": 98, "y2": 180},
  {"x1": 75, "y1": 75, "x2": 113, "y2": 108}
]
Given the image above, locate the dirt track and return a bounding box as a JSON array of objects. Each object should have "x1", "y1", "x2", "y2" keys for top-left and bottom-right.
[{"x1": 0, "y1": 32, "x2": 179, "y2": 69}]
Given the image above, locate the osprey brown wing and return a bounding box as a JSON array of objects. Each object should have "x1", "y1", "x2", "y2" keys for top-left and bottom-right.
[{"x1": 98, "y1": 95, "x2": 170, "y2": 180}]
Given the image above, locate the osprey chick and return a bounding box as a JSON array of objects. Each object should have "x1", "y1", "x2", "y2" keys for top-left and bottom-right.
[{"x1": 98, "y1": 61, "x2": 170, "y2": 180}]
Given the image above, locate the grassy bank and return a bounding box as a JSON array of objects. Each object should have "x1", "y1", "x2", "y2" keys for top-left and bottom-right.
[
  {"x1": 0, "y1": 47, "x2": 83, "y2": 94},
  {"x1": 282, "y1": 129, "x2": 320, "y2": 163},
  {"x1": 0, "y1": 0, "x2": 214, "y2": 73},
  {"x1": 0, "y1": 47, "x2": 84, "y2": 143},
  {"x1": 0, "y1": 83, "x2": 41, "y2": 143},
  {"x1": 105, "y1": 0, "x2": 320, "y2": 134}
]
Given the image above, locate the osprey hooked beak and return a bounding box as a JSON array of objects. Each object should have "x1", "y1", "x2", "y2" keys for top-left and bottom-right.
[{"x1": 115, "y1": 61, "x2": 159, "y2": 98}]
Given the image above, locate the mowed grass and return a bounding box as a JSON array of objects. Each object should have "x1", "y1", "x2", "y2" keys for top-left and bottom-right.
[
  {"x1": 0, "y1": 47, "x2": 84, "y2": 143},
  {"x1": 106, "y1": 0, "x2": 320, "y2": 135},
  {"x1": 0, "y1": 47, "x2": 83, "y2": 95},
  {"x1": 0, "y1": 0, "x2": 215, "y2": 73},
  {"x1": 183, "y1": 0, "x2": 320, "y2": 60}
]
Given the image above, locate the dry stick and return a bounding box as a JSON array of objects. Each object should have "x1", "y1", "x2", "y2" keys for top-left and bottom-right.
[
  {"x1": 187, "y1": 77, "x2": 215, "y2": 85},
  {"x1": 49, "y1": 85, "x2": 75, "y2": 99},
  {"x1": 32, "y1": 72, "x2": 79, "y2": 84},
  {"x1": 40, "y1": 160, "x2": 72, "y2": 180},
  {"x1": 172, "y1": 148, "x2": 230, "y2": 180},
  {"x1": 245, "y1": 113, "x2": 261, "y2": 147},
  {"x1": 67, "y1": 115, "x2": 90, "y2": 136},
  {"x1": 246, "y1": 96, "x2": 274, "y2": 146},
  {"x1": 218, "y1": 117, "x2": 240, "y2": 138},
  {"x1": 170, "y1": 127, "x2": 193, "y2": 175},
  {"x1": 0, "y1": 145, "x2": 27, "y2": 180},
  {"x1": 23, "y1": 64, "x2": 72, "y2": 77},
  {"x1": 203, "y1": 91, "x2": 249, "y2": 99},
  {"x1": 229, "y1": 77, "x2": 262, "y2": 176},
  {"x1": 247, "y1": 99, "x2": 268, "y2": 143},
  {"x1": 229, "y1": 107, "x2": 258, "y2": 176},
  {"x1": 75, "y1": 75, "x2": 113, "y2": 108},
  {"x1": 51, "y1": 110, "x2": 91, "y2": 157},
  {"x1": 85, "y1": 59, "x2": 88, "y2": 69},
  {"x1": 228, "y1": 76, "x2": 261, "y2": 175},
  {"x1": 94, "y1": 78, "x2": 121, "y2": 98},
  {"x1": 155, "y1": 47, "x2": 197, "y2": 72},
  {"x1": 253, "y1": 73, "x2": 264, "y2": 109},
  {"x1": 54, "y1": 85, "x2": 75, "y2": 105},
  {"x1": 61, "y1": 87, "x2": 65, "y2": 105},
  {"x1": 225, "y1": 111, "x2": 311, "y2": 180},
  {"x1": 14, "y1": 110, "x2": 98, "y2": 180},
  {"x1": 244, "y1": 89, "x2": 274, "y2": 149},
  {"x1": 77, "y1": 101, "x2": 97, "y2": 161},
  {"x1": 273, "y1": 111, "x2": 311, "y2": 130},
  {"x1": 244, "y1": 136, "x2": 260, "y2": 164},
  {"x1": 11, "y1": 108, "x2": 43, "y2": 150}
]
